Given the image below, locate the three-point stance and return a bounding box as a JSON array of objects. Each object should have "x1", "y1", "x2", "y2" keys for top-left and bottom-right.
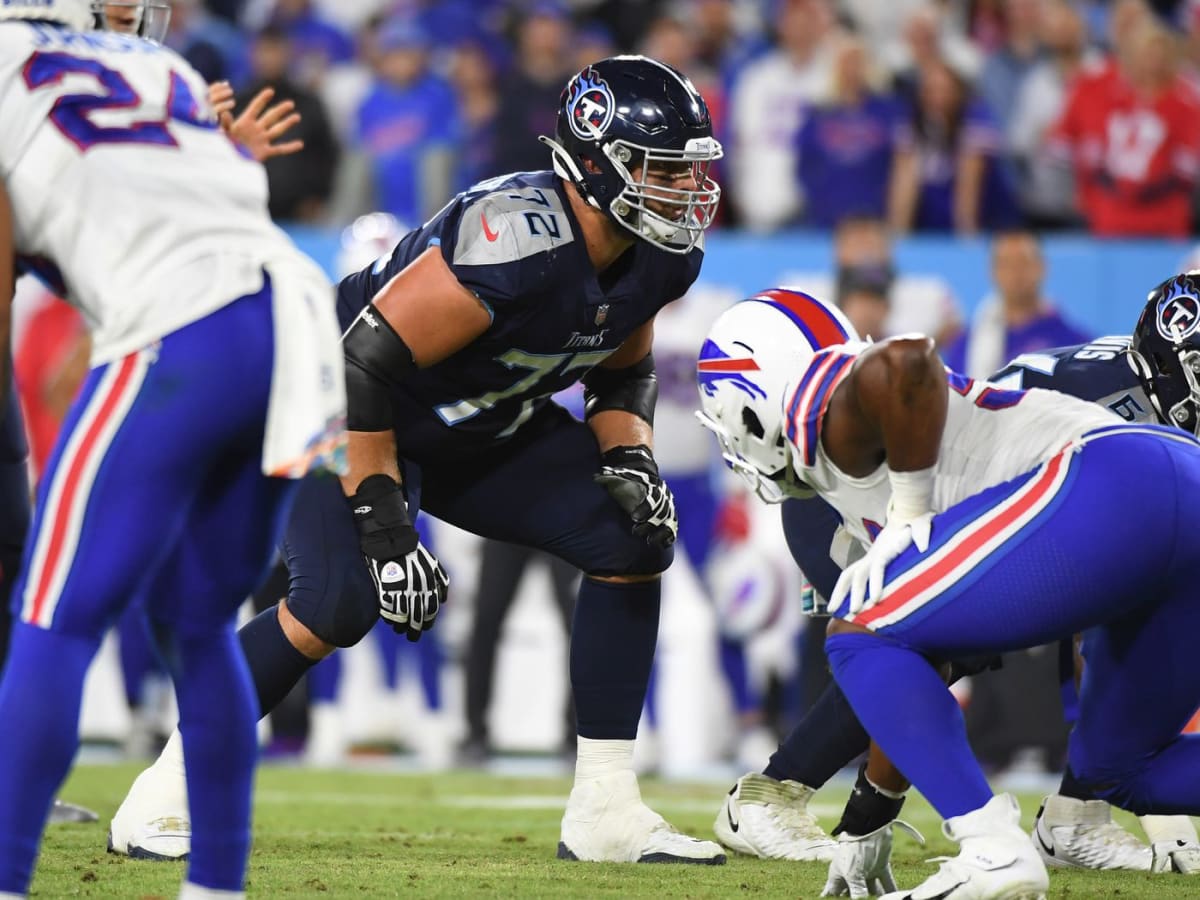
[{"x1": 697, "y1": 287, "x2": 1200, "y2": 899}]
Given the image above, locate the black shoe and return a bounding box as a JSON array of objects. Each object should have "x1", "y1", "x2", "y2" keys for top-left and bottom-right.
[{"x1": 457, "y1": 735, "x2": 491, "y2": 768}]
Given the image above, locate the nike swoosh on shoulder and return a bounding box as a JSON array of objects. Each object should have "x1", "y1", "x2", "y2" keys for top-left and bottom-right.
[{"x1": 481, "y1": 212, "x2": 500, "y2": 242}]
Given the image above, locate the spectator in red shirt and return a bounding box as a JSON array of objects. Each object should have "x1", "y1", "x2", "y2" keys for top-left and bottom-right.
[{"x1": 1051, "y1": 16, "x2": 1200, "y2": 237}]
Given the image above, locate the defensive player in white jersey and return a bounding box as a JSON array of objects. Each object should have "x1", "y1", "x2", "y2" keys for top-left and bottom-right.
[
  {"x1": 0, "y1": 3, "x2": 346, "y2": 897},
  {"x1": 697, "y1": 290, "x2": 1200, "y2": 899}
]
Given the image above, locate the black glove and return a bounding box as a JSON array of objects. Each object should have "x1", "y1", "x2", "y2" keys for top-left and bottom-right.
[
  {"x1": 349, "y1": 474, "x2": 449, "y2": 642},
  {"x1": 593, "y1": 445, "x2": 678, "y2": 549}
]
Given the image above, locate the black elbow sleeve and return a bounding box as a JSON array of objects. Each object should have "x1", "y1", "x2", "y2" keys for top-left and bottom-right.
[
  {"x1": 342, "y1": 306, "x2": 417, "y2": 431},
  {"x1": 582, "y1": 352, "x2": 658, "y2": 425}
]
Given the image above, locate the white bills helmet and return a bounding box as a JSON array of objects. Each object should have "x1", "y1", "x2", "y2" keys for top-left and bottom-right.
[{"x1": 696, "y1": 288, "x2": 858, "y2": 502}]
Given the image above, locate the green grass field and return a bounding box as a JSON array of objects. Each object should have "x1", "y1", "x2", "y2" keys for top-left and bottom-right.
[{"x1": 32, "y1": 763, "x2": 1198, "y2": 897}]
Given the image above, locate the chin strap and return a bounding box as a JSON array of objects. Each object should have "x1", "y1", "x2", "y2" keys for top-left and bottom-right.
[{"x1": 539, "y1": 135, "x2": 603, "y2": 211}]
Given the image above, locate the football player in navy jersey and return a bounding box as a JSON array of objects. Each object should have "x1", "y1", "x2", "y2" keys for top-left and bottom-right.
[
  {"x1": 711, "y1": 275, "x2": 1200, "y2": 891},
  {"x1": 110, "y1": 55, "x2": 729, "y2": 865}
]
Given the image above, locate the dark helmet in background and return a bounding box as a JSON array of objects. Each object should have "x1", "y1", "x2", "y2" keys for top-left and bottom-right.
[{"x1": 1129, "y1": 271, "x2": 1200, "y2": 436}]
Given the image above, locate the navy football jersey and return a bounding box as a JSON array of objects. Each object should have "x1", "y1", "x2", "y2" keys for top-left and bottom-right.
[
  {"x1": 989, "y1": 335, "x2": 1155, "y2": 425},
  {"x1": 336, "y1": 171, "x2": 703, "y2": 456}
]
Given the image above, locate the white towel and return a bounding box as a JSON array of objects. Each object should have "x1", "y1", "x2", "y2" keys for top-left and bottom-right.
[
  {"x1": 260, "y1": 259, "x2": 348, "y2": 479},
  {"x1": 963, "y1": 293, "x2": 1008, "y2": 380}
]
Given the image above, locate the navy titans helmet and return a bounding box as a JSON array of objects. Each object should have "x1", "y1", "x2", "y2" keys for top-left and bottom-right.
[
  {"x1": 1129, "y1": 272, "x2": 1200, "y2": 436},
  {"x1": 540, "y1": 55, "x2": 722, "y2": 255}
]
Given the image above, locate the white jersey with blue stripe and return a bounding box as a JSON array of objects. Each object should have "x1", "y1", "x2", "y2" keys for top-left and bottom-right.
[
  {"x1": 0, "y1": 22, "x2": 315, "y2": 364},
  {"x1": 783, "y1": 343, "x2": 1125, "y2": 547}
]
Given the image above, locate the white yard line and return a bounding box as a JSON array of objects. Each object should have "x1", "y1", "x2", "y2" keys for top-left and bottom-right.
[{"x1": 255, "y1": 789, "x2": 843, "y2": 818}]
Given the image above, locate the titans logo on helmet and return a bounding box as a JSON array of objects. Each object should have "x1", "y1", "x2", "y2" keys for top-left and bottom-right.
[
  {"x1": 1156, "y1": 281, "x2": 1200, "y2": 342},
  {"x1": 566, "y1": 67, "x2": 615, "y2": 140}
]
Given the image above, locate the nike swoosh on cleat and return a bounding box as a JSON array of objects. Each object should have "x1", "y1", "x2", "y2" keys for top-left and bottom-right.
[
  {"x1": 1035, "y1": 827, "x2": 1056, "y2": 857},
  {"x1": 726, "y1": 803, "x2": 739, "y2": 833},
  {"x1": 481, "y1": 212, "x2": 500, "y2": 242}
]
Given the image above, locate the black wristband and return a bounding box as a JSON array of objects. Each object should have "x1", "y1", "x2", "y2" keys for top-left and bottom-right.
[
  {"x1": 349, "y1": 474, "x2": 418, "y2": 559},
  {"x1": 833, "y1": 762, "x2": 906, "y2": 837}
]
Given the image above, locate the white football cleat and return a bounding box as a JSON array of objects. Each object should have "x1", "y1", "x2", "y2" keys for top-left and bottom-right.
[
  {"x1": 558, "y1": 769, "x2": 725, "y2": 864},
  {"x1": 107, "y1": 733, "x2": 191, "y2": 861},
  {"x1": 1031, "y1": 794, "x2": 1150, "y2": 871},
  {"x1": 713, "y1": 773, "x2": 835, "y2": 862},
  {"x1": 881, "y1": 794, "x2": 1049, "y2": 900}
]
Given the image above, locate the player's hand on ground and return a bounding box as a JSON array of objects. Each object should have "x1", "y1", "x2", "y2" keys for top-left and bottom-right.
[
  {"x1": 832, "y1": 513, "x2": 932, "y2": 616},
  {"x1": 349, "y1": 474, "x2": 448, "y2": 642},
  {"x1": 594, "y1": 445, "x2": 677, "y2": 548},
  {"x1": 822, "y1": 820, "x2": 923, "y2": 899},
  {"x1": 1152, "y1": 840, "x2": 1200, "y2": 874},
  {"x1": 208, "y1": 83, "x2": 304, "y2": 162}
]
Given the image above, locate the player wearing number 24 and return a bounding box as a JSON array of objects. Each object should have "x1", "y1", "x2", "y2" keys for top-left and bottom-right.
[
  {"x1": 0, "y1": 2, "x2": 347, "y2": 898},
  {"x1": 108, "y1": 54, "x2": 733, "y2": 867}
]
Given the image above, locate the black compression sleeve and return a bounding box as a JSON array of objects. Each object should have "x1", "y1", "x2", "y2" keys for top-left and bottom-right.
[
  {"x1": 582, "y1": 352, "x2": 658, "y2": 425},
  {"x1": 342, "y1": 306, "x2": 416, "y2": 431}
]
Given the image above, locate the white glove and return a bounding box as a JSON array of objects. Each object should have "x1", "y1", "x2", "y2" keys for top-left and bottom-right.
[
  {"x1": 831, "y1": 466, "x2": 935, "y2": 616},
  {"x1": 822, "y1": 820, "x2": 924, "y2": 898},
  {"x1": 1152, "y1": 840, "x2": 1200, "y2": 874},
  {"x1": 831, "y1": 513, "x2": 932, "y2": 616}
]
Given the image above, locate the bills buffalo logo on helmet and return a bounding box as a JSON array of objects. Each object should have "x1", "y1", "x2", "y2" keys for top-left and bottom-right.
[
  {"x1": 1156, "y1": 282, "x2": 1200, "y2": 342},
  {"x1": 697, "y1": 339, "x2": 768, "y2": 400},
  {"x1": 566, "y1": 67, "x2": 616, "y2": 140}
]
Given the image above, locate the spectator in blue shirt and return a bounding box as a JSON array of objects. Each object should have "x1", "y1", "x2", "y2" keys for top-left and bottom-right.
[
  {"x1": 978, "y1": 0, "x2": 1047, "y2": 135},
  {"x1": 943, "y1": 230, "x2": 1092, "y2": 376},
  {"x1": 796, "y1": 35, "x2": 910, "y2": 229},
  {"x1": 448, "y1": 38, "x2": 500, "y2": 191},
  {"x1": 270, "y1": 0, "x2": 355, "y2": 84},
  {"x1": 889, "y1": 57, "x2": 1019, "y2": 234},
  {"x1": 166, "y1": 0, "x2": 248, "y2": 86},
  {"x1": 491, "y1": 2, "x2": 573, "y2": 176},
  {"x1": 355, "y1": 21, "x2": 460, "y2": 225}
]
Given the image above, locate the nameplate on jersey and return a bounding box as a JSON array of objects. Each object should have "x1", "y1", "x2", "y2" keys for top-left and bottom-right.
[{"x1": 453, "y1": 188, "x2": 574, "y2": 267}]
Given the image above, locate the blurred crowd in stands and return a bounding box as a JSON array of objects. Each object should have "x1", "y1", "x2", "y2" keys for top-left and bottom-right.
[{"x1": 170, "y1": 0, "x2": 1200, "y2": 238}]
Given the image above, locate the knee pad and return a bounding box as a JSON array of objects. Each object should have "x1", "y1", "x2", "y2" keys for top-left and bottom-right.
[
  {"x1": 295, "y1": 556, "x2": 378, "y2": 649},
  {"x1": 586, "y1": 539, "x2": 673, "y2": 580}
]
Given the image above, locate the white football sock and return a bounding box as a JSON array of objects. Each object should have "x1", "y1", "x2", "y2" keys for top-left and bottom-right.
[{"x1": 574, "y1": 738, "x2": 634, "y2": 782}]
